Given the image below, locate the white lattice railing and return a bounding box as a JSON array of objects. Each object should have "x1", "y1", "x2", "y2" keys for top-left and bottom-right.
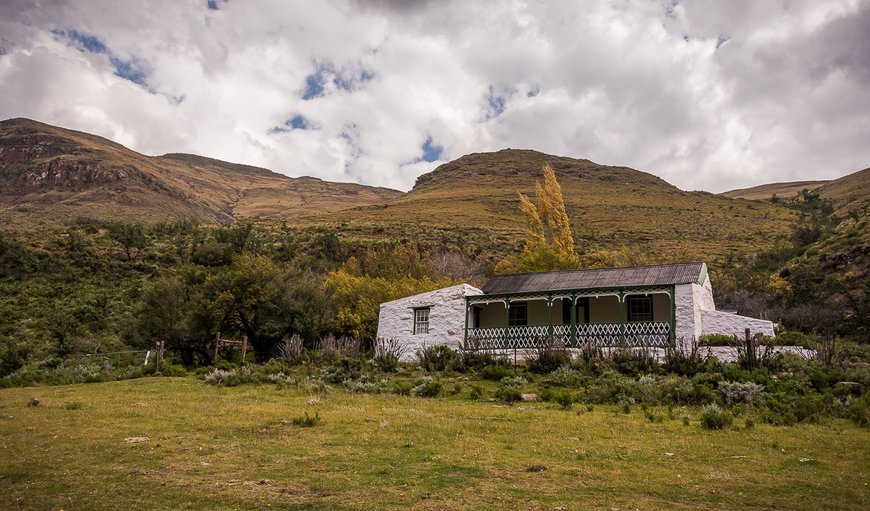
[{"x1": 465, "y1": 322, "x2": 671, "y2": 350}]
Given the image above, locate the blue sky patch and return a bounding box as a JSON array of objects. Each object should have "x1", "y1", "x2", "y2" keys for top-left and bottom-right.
[
  {"x1": 269, "y1": 115, "x2": 312, "y2": 134},
  {"x1": 302, "y1": 62, "x2": 374, "y2": 100},
  {"x1": 485, "y1": 86, "x2": 508, "y2": 119},
  {"x1": 303, "y1": 72, "x2": 326, "y2": 100},
  {"x1": 420, "y1": 136, "x2": 443, "y2": 162},
  {"x1": 55, "y1": 29, "x2": 150, "y2": 89},
  {"x1": 110, "y1": 56, "x2": 148, "y2": 87},
  {"x1": 207, "y1": 0, "x2": 220, "y2": 10},
  {"x1": 716, "y1": 35, "x2": 730, "y2": 49},
  {"x1": 63, "y1": 30, "x2": 108, "y2": 53},
  {"x1": 527, "y1": 86, "x2": 540, "y2": 98}
]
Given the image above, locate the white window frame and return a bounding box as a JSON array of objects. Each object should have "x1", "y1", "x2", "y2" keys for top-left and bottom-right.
[{"x1": 413, "y1": 308, "x2": 430, "y2": 335}]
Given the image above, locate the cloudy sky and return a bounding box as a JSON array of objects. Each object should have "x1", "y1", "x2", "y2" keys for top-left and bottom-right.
[{"x1": 0, "y1": 0, "x2": 867, "y2": 192}]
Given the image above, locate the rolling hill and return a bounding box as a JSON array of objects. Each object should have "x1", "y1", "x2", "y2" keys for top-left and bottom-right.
[
  {"x1": 323, "y1": 149, "x2": 798, "y2": 263},
  {"x1": 0, "y1": 118, "x2": 401, "y2": 232},
  {"x1": 722, "y1": 181, "x2": 828, "y2": 201}
]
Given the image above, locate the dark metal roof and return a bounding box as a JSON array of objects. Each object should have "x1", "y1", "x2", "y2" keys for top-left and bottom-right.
[{"x1": 481, "y1": 262, "x2": 706, "y2": 295}]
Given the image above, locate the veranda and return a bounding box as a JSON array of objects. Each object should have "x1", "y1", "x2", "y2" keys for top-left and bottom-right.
[{"x1": 464, "y1": 286, "x2": 676, "y2": 350}]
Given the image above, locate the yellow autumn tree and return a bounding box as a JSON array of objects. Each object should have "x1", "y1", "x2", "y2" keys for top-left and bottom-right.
[{"x1": 495, "y1": 164, "x2": 580, "y2": 274}]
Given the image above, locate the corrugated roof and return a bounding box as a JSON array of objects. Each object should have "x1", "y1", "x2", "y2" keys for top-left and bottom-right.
[{"x1": 481, "y1": 262, "x2": 705, "y2": 295}]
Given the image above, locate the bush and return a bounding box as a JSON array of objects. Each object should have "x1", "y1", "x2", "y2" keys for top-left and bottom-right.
[
  {"x1": 469, "y1": 384, "x2": 484, "y2": 400},
  {"x1": 373, "y1": 338, "x2": 406, "y2": 373},
  {"x1": 663, "y1": 347, "x2": 708, "y2": 377},
  {"x1": 545, "y1": 365, "x2": 586, "y2": 388},
  {"x1": 719, "y1": 381, "x2": 764, "y2": 405},
  {"x1": 500, "y1": 376, "x2": 528, "y2": 387},
  {"x1": 412, "y1": 377, "x2": 442, "y2": 397},
  {"x1": 204, "y1": 368, "x2": 236, "y2": 386},
  {"x1": 416, "y1": 345, "x2": 461, "y2": 372},
  {"x1": 496, "y1": 385, "x2": 522, "y2": 403},
  {"x1": 321, "y1": 357, "x2": 368, "y2": 384},
  {"x1": 699, "y1": 404, "x2": 733, "y2": 430},
  {"x1": 290, "y1": 412, "x2": 320, "y2": 427},
  {"x1": 554, "y1": 391, "x2": 575, "y2": 409},
  {"x1": 459, "y1": 350, "x2": 498, "y2": 371},
  {"x1": 849, "y1": 393, "x2": 870, "y2": 427},
  {"x1": 609, "y1": 348, "x2": 660, "y2": 377},
  {"x1": 203, "y1": 366, "x2": 253, "y2": 386},
  {"x1": 526, "y1": 346, "x2": 572, "y2": 374},
  {"x1": 391, "y1": 381, "x2": 413, "y2": 396},
  {"x1": 479, "y1": 363, "x2": 514, "y2": 381}
]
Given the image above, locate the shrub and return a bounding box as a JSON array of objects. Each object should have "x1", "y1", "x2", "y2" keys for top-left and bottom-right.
[
  {"x1": 203, "y1": 366, "x2": 253, "y2": 386},
  {"x1": 500, "y1": 376, "x2": 528, "y2": 387},
  {"x1": 663, "y1": 346, "x2": 708, "y2": 377},
  {"x1": 496, "y1": 385, "x2": 522, "y2": 403},
  {"x1": 554, "y1": 391, "x2": 575, "y2": 409},
  {"x1": 719, "y1": 381, "x2": 765, "y2": 405},
  {"x1": 156, "y1": 362, "x2": 187, "y2": 377},
  {"x1": 700, "y1": 404, "x2": 733, "y2": 430},
  {"x1": 373, "y1": 338, "x2": 406, "y2": 373},
  {"x1": 64, "y1": 402, "x2": 83, "y2": 410},
  {"x1": 468, "y1": 384, "x2": 484, "y2": 401},
  {"x1": 321, "y1": 357, "x2": 368, "y2": 384},
  {"x1": 458, "y1": 350, "x2": 498, "y2": 371},
  {"x1": 290, "y1": 412, "x2": 320, "y2": 427},
  {"x1": 479, "y1": 363, "x2": 514, "y2": 381},
  {"x1": 526, "y1": 345, "x2": 572, "y2": 374},
  {"x1": 760, "y1": 393, "x2": 799, "y2": 425},
  {"x1": 412, "y1": 377, "x2": 442, "y2": 398},
  {"x1": 849, "y1": 393, "x2": 870, "y2": 427},
  {"x1": 391, "y1": 381, "x2": 413, "y2": 396},
  {"x1": 276, "y1": 334, "x2": 304, "y2": 363},
  {"x1": 416, "y1": 345, "x2": 461, "y2": 372},
  {"x1": 344, "y1": 375, "x2": 385, "y2": 394},
  {"x1": 609, "y1": 347, "x2": 660, "y2": 377},
  {"x1": 546, "y1": 364, "x2": 586, "y2": 388},
  {"x1": 204, "y1": 368, "x2": 237, "y2": 386}
]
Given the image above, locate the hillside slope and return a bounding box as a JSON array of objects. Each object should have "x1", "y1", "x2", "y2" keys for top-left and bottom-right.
[
  {"x1": 327, "y1": 149, "x2": 797, "y2": 262},
  {"x1": 722, "y1": 181, "x2": 828, "y2": 201},
  {"x1": 0, "y1": 118, "x2": 401, "y2": 231}
]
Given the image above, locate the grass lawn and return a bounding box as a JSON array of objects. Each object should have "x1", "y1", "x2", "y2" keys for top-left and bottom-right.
[{"x1": 1, "y1": 377, "x2": 868, "y2": 510}]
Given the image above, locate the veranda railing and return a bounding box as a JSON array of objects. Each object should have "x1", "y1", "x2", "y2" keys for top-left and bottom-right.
[{"x1": 465, "y1": 322, "x2": 672, "y2": 350}]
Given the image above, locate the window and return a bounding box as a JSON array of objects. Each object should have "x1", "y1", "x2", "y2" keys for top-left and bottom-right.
[
  {"x1": 413, "y1": 308, "x2": 430, "y2": 334},
  {"x1": 627, "y1": 296, "x2": 653, "y2": 322},
  {"x1": 508, "y1": 302, "x2": 527, "y2": 326}
]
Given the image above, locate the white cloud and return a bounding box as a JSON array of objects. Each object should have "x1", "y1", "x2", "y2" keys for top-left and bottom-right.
[{"x1": 0, "y1": 0, "x2": 867, "y2": 192}]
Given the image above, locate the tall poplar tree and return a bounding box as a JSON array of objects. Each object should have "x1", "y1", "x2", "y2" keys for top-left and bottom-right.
[{"x1": 496, "y1": 164, "x2": 580, "y2": 274}]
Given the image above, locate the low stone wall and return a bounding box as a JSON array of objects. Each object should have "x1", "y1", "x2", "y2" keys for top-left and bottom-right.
[{"x1": 700, "y1": 309, "x2": 775, "y2": 338}]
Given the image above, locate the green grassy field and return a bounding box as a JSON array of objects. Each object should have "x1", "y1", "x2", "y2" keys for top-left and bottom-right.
[{"x1": 1, "y1": 378, "x2": 868, "y2": 510}]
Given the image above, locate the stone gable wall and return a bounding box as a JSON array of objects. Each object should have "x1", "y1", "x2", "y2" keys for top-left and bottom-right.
[{"x1": 376, "y1": 284, "x2": 482, "y2": 359}]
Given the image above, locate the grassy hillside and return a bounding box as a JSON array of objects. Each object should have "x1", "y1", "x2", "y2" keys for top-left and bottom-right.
[
  {"x1": 1, "y1": 378, "x2": 868, "y2": 510},
  {"x1": 0, "y1": 118, "x2": 401, "y2": 233},
  {"x1": 319, "y1": 149, "x2": 797, "y2": 264},
  {"x1": 722, "y1": 181, "x2": 828, "y2": 201}
]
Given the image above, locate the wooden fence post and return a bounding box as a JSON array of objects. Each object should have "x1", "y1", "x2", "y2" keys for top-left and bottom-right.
[
  {"x1": 240, "y1": 336, "x2": 248, "y2": 365},
  {"x1": 745, "y1": 328, "x2": 754, "y2": 371},
  {"x1": 213, "y1": 332, "x2": 221, "y2": 362},
  {"x1": 153, "y1": 340, "x2": 163, "y2": 372}
]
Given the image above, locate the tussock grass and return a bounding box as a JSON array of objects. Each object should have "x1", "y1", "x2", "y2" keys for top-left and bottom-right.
[{"x1": 1, "y1": 377, "x2": 868, "y2": 510}]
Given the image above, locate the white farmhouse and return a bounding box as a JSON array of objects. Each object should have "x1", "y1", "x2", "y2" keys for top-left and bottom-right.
[{"x1": 376, "y1": 262, "x2": 775, "y2": 356}]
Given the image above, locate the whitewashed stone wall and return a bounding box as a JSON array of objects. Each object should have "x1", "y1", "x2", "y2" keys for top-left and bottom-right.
[
  {"x1": 674, "y1": 283, "x2": 700, "y2": 352},
  {"x1": 700, "y1": 309, "x2": 776, "y2": 338},
  {"x1": 376, "y1": 284, "x2": 482, "y2": 360}
]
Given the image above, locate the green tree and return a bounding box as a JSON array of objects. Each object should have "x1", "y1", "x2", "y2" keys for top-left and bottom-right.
[{"x1": 106, "y1": 222, "x2": 147, "y2": 261}]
